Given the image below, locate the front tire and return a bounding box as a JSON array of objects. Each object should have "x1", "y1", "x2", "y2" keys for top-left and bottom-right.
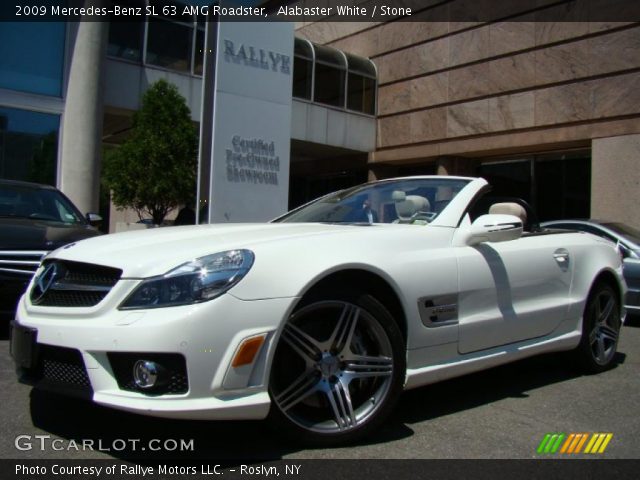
[
  {"x1": 576, "y1": 282, "x2": 622, "y2": 373},
  {"x1": 268, "y1": 293, "x2": 405, "y2": 445}
]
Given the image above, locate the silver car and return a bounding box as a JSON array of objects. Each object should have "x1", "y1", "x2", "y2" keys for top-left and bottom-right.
[{"x1": 542, "y1": 219, "x2": 640, "y2": 315}]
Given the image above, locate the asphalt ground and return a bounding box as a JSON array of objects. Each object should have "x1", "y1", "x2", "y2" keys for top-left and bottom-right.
[{"x1": 1, "y1": 318, "x2": 639, "y2": 461}]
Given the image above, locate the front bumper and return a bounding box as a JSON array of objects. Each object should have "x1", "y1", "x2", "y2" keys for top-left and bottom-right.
[{"x1": 13, "y1": 290, "x2": 296, "y2": 420}]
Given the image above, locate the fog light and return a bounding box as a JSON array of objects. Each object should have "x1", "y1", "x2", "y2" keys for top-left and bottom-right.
[{"x1": 133, "y1": 360, "x2": 158, "y2": 389}]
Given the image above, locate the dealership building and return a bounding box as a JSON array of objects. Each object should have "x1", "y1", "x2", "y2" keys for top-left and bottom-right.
[{"x1": 1, "y1": 0, "x2": 639, "y2": 229}]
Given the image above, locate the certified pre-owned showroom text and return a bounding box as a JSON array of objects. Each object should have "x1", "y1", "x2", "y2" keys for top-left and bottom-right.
[{"x1": 14, "y1": 434, "x2": 194, "y2": 452}]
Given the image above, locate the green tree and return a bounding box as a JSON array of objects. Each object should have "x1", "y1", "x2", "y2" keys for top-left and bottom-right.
[{"x1": 103, "y1": 79, "x2": 197, "y2": 225}]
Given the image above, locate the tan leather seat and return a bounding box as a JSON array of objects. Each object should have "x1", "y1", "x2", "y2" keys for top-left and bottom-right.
[
  {"x1": 394, "y1": 194, "x2": 430, "y2": 223},
  {"x1": 489, "y1": 202, "x2": 527, "y2": 226}
]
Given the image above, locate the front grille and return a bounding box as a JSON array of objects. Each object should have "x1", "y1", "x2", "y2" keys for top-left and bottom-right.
[
  {"x1": 0, "y1": 250, "x2": 48, "y2": 276},
  {"x1": 40, "y1": 344, "x2": 91, "y2": 388},
  {"x1": 30, "y1": 260, "x2": 122, "y2": 307},
  {"x1": 36, "y1": 290, "x2": 107, "y2": 308},
  {"x1": 108, "y1": 352, "x2": 189, "y2": 395}
]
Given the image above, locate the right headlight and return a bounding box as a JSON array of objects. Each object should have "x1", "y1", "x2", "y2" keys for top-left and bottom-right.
[{"x1": 120, "y1": 249, "x2": 254, "y2": 310}]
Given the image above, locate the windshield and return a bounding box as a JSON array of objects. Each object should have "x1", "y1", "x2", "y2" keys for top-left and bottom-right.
[
  {"x1": 0, "y1": 184, "x2": 86, "y2": 225},
  {"x1": 276, "y1": 178, "x2": 470, "y2": 224},
  {"x1": 601, "y1": 222, "x2": 640, "y2": 247}
]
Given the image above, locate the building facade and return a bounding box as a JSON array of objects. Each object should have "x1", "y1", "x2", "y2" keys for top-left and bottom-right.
[
  {"x1": 1, "y1": 0, "x2": 639, "y2": 230},
  {"x1": 296, "y1": 2, "x2": 640, "y2": 227},
  {"x1": 0, "y1": 3, "x2": 377, "y2": 230}
]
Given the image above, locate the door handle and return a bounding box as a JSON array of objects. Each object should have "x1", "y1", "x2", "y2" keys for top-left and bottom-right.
[{"x1": 553, "y1": 250, "x2": 570, "y2": 264}]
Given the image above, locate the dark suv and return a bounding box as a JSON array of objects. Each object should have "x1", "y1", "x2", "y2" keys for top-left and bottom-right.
[{"x1": 0, "y1": 179, "x2": 103, "y2": 322}]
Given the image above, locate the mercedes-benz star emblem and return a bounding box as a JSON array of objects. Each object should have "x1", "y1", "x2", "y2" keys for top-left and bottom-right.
[{"x1": 31, "y1": 263, "x2": 59, "y2": 304}]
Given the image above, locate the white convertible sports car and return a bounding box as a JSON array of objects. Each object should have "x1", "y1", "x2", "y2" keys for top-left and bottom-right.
[{"x1": 11, "y1": 176, "x2": 625, "y2": 444}]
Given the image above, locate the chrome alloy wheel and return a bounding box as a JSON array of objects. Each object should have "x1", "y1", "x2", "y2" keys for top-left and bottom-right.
[
  {"x1": 270, "y1": 301, "x2": 395, "y2": 435},
  {"x1": 588, "y1": 288, "x2": 620, "y2": 366}
]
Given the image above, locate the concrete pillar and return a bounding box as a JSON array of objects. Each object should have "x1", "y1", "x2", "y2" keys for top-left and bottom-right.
[
  {"x1": 591, "y1": 134, "x2": 640, "y2": 229},
  {"x1": 59, "y1": 3, "x2": 108, "y2": 214}
]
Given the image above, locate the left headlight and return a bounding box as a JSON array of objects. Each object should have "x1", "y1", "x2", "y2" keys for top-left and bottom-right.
[{"x1": 120, "y1": 249, "x2": 254, "y2": 310}]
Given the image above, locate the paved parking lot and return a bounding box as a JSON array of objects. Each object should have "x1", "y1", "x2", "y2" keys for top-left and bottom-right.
[{"x1": 1, "y1": 319, "x2": 639, "y2": 460}]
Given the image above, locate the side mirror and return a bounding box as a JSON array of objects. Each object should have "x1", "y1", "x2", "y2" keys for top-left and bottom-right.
[
  {"x1": 86, "y1": 212, "x2": 103, "y2": 227},
  {"x1": 466, "y1": 214, "x2": 523, "y2": 246}
]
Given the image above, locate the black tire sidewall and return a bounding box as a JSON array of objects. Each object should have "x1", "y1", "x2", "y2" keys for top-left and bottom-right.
[{"x1": 577, "y1": 283, "x2": 621, "y2": 373}]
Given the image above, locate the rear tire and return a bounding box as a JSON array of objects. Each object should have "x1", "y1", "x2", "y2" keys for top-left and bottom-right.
[
  {"x1": 575, "y1": 282, "x2": 621, "y2": 373},
  {"x1": 268, "y1": 291, "x2": 405, "y2": 446}
]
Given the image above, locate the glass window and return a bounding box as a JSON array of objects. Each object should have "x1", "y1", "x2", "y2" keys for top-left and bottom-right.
[
  {"x1": 0, "y1": 21, "x2": 65, "y2": 97},
  {"x1": 293, "y1": 57, "x2": 313, "y2": 100},
  {"x1": 347, "y1": 73, "x2": 376, "y2": 114},
  {"x1": 346, "y1": 54, "x2": 376, "y2": 78},
  {"x1": 288, "y1": 170, "x2": 368, "y2": 210},
  {"x1": 293, "y1": 38, "x2": 313, "y2": 100},
  {"x1": 535, "y1": 156, "x2": 590, "y2": 221},
  {"x1": 478, "y1": 160, "x2": 532, "y2": 202},
  {"x1": 194, "y1": 26, "x2": 205, "y2": 76},
  {"x1": 477, "y1": 152, "x2": 591, "y2": 223},
  {"x1": 0, "y1": 107, "x2": 60, "y2": 185},
  {"x1": 146, "y1": 18, "x2": 193, "y2": 72},
  {"x1": 276, "y1": 178, "x2": 470, "y2": 225},
  {"x1": 193, "y1": 12, "x2": 211, "y2": 76},
  {"x1": 108, "y1": 1, "x2": 145, "y2": 62},
  {"x1": 313, "y1": 45, "x2": 345, "y2": 108},
  {"x1": 0, "y1": 183, "x2": 84, "y2": 225},
  {"x1": 346, "y1": 53, "x2": 376, "y2": 114},
  {"x1": 314, "y1": 64, "x2": 345, "y2": 107}
]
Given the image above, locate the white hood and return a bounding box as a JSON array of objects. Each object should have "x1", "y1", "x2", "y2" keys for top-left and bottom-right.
[{"x1": 47, "y1": 223, "x2": 383, "y2": 278}]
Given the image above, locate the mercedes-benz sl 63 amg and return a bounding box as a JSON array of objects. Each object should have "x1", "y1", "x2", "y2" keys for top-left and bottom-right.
[{"x1": 11, "y1": 176, "x2": 626, "y2": 444}]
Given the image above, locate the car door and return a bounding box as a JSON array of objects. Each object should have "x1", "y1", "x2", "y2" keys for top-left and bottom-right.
[{"x1": 456, "y1": 232, "x2": 574, "y2": 354}]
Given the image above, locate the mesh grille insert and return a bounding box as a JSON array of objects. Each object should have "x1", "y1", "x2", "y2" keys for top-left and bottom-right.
[{"x1": 39, "y1": 344, "x2": 91, "y2": 389}]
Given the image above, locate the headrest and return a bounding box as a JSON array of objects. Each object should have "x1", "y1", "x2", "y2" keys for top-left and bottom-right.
[
  {"x1": 395, "y1": 195, "x2": 430, "y2": 221},
  {"x1": 489, "y1": 202, "x2": 527, "y2": 225},
  {"x1": 391, "y1": 190, "x2": 406, "y2": 201}
]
